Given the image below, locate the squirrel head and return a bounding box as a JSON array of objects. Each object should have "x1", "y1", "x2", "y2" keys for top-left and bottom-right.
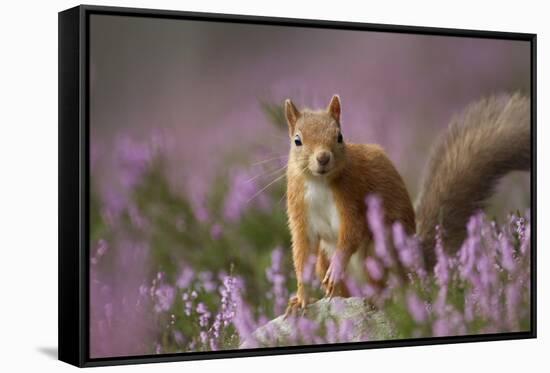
[{"x1": 284, "y1": 95, "x2": 346, "y2": 179}]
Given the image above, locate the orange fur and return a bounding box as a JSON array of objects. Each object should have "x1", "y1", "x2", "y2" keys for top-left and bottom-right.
[{"x1": 284, "y1": 95, "x2": 415, "y2": 314}]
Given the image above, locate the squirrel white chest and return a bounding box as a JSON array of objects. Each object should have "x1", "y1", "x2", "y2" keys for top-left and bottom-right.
[{"x1": 304, "y1": 179, "x2": 341, "y2": 251}]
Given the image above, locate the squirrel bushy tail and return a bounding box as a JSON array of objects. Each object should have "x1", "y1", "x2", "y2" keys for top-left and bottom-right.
[{"x1": 415, "y1": 92, "x2": 531, "y2": 268}]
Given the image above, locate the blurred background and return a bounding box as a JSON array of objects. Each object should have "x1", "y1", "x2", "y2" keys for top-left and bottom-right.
[{"x1": 89, "y1": 14, "x2": 530, "y2": 357}]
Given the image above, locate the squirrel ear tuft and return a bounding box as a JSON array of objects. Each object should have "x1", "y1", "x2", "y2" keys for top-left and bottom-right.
[
  {"x1": 327, "y1": 95, "x2": 341, "y2": 123},
  {"x1": 284, "y1": 99, "x2": 300, "y2": 136}
]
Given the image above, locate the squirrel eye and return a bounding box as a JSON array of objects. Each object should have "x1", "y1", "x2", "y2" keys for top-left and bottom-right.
[
  {"x1": 337, "y1": 132, "x2": 343, "y2": 143},
  {"x1": 294, "y1": 134, "x2": 302, "y2": 146}
]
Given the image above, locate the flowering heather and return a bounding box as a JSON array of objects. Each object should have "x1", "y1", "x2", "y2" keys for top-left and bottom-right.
[
  {"x1": 406, "y1": 291, "x2": 428, "y2": 324},
  {"x1": 84, "y1": 10, "x2": 536, "y2": 357},
  {"x1": 154, "y1": 284, "x2": 176, "y2": 313},
  {"x1": 265, "y1": 247, "x2": 289, "y2": 316},
  {"x1": 89, "y1": 113, "x2": 530, "y2": 356},
  {"x1": 365, "y1": 257, "x2": 384, "y2": 282},
  {"x1": 176, "y1": 265, "x2": 195, "y2": 289},
  {"x1": 366, "y1": 195, "x2": 394, "y2": 267},
  {"x1": 223, "y1": 167, "x2": 271, "y2": 222}
]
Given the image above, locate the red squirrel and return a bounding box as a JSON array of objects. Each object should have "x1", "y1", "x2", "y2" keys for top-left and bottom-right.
[{"x1": 283, "y1": 94, "x2": 530, "y2": 315}]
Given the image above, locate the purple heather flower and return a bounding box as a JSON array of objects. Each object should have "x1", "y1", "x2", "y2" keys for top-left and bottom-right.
[
  {"x1": 219, "y1": 275, "x2": 237, "y2": 322},
  {"x1": 365, "y1": 257, "x2": 384, "y2": 281},
  {"x1": 199, "y1": 331, "x2": 208, "y2": 345},
  {"x1": 196, "y1": 302, "x2": 208, "y2": 314},
  {"x1": 296, "y1": 317, "x2": 321, "y2": 344},
  {"x1": 209, "y1": 338, "x2": 218, "y2": 351},
  {"x1": 407, "y1": 292, "x2": 428, "y2": 324},
  {"x1": 223, "y1": 168, "x2": 271, "y2": 222},
  {"x1": 361, "y1": 283, "x2": 378, "y2": 299},
  {"x1": 176, "y1": 266, "x2": 195, "y2": 289},
  {"x1": 154, "y1": 285, "x2": 175, "y2": 313},
  {"x1": 337, "y1": 319, "x2": 355, "y2": 343},
  {"x1": 366, "y1": 195, "x2": 393, "y2": 266},
  {"x1": 324, "y1": 319, "x2": 338, "y2": 344},
  {"x1": 393, "y1": 222, "x2": 425, "y2": 277},
  {"x1": 432, "y1": 318, "x2": 450, "y2": 337},
  {"x1": 184, "y1": 299, "x2": 193, "y2": 316},
  {"x1": 325, "y1": 251, "x2": 347, "y2": 285},
  {"x1": 231, "y1": 286, "x2": 258, "y2": 341},
  {"x1": 344, "y1": 277, "x2": 362, "y2": 297},
  {"x1": 205, "y1": 275, "x2": 238, "y2": 349},
  {"x1": 499, "y1": 235, "x2": 516, "y2": 272},
  {"x1": 268, "y1": 247, "x2": 284, "y2": 273},
  {"x1": 477, "y1": 255, "x2": 496, "y2": 289},
  {"x1": 199, "y1": 271, "x2": 217, "y2": 293},
  {"x1": 459, "y1": 215, "x2": 482, "y2": 281},
  {"x1": 194, "y1": 204, "x2": 210, "y2": 223},
  {"x1": 397, "y1": 243, "x2": 414, "y2": 268},
  {"x1": 514, "y1": 215, "x2": 526, "y2": 242},
  {"x1": 301, "y1": 254, "x2": 317, "y2": 284},
  {"x1": 265, "y1": 247, "x2": 288, "y2": 315},
  {"x1": 392, "y1": 221, "x2": 406, "y2": 248},
  {"x1": 196, "y1": 302, "x2": 211, "y2": 327},
  {"x1": 433, "y1": 286, "x2": 449, "y2": 317}
]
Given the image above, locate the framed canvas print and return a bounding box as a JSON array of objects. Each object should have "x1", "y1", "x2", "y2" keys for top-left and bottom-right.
[{"x1": 58, "y1": 4, "x2": 537, "y2": 367}]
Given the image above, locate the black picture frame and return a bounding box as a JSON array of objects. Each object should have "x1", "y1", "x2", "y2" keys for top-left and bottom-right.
[{"x1": 58, "y1": 4, "x2": 537, "y2": 368}]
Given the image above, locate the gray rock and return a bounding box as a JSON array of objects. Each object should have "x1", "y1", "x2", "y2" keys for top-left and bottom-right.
[{"x1": 240, "y1": 297, "x2": 396, "y2": 348}]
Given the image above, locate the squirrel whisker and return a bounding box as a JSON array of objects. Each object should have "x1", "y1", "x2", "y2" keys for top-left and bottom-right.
[
  {"x1": 278, "y1": 191, "x2": 287, "y2": 205},
  {"x1": 246, "y1": 172, "x2": 287, "y2": 204},
  {"x1": 250, "y1": 155, "x2": 289, "y2": 166},
  {"x1": 245, "y1": 164, "x2": 287, "y2": 184}
]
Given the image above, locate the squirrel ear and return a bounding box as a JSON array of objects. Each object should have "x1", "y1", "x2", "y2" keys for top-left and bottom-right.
[
  {"x1": 327, "y1": 95, "x2": 341, "y2": 123},
  {"x1": 284, "y1": 99, "x2": 301, "y2": 136}
]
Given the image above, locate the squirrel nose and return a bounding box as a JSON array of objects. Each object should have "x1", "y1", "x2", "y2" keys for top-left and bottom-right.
[{"x1": 316, "y1": 151, "x2": 331, "y2": 166}]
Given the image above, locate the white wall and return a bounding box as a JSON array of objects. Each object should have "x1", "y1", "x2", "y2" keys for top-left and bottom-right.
[{"x1": 0, "y1": 0, "x2": 546, "y2": 371}]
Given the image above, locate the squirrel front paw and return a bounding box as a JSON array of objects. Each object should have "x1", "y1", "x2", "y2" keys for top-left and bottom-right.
[{"x1": 284, "y1": 291, "x2": 316, "y2": 318}]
